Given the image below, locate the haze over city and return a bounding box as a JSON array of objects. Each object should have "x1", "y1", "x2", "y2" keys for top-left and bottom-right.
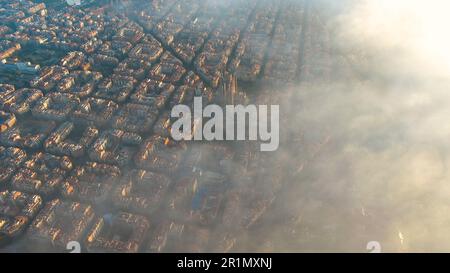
[{"x1": 0, "y1": 0, "x2": 450, "y2": 253}]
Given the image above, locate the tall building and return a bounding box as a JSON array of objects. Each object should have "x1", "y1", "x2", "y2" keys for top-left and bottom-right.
[{"x1": 218, "y1": 71, "x2": 238, "y2": 106}]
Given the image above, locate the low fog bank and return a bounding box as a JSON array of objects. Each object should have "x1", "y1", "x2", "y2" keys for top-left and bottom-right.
[{"x1": 247, "y1": 0, "x2": 450, "y2": 252}]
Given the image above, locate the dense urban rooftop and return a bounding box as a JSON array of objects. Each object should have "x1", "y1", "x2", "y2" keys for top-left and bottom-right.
[{"x1": 0, "y1": 0, "x2": 331, "y2": 252}]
